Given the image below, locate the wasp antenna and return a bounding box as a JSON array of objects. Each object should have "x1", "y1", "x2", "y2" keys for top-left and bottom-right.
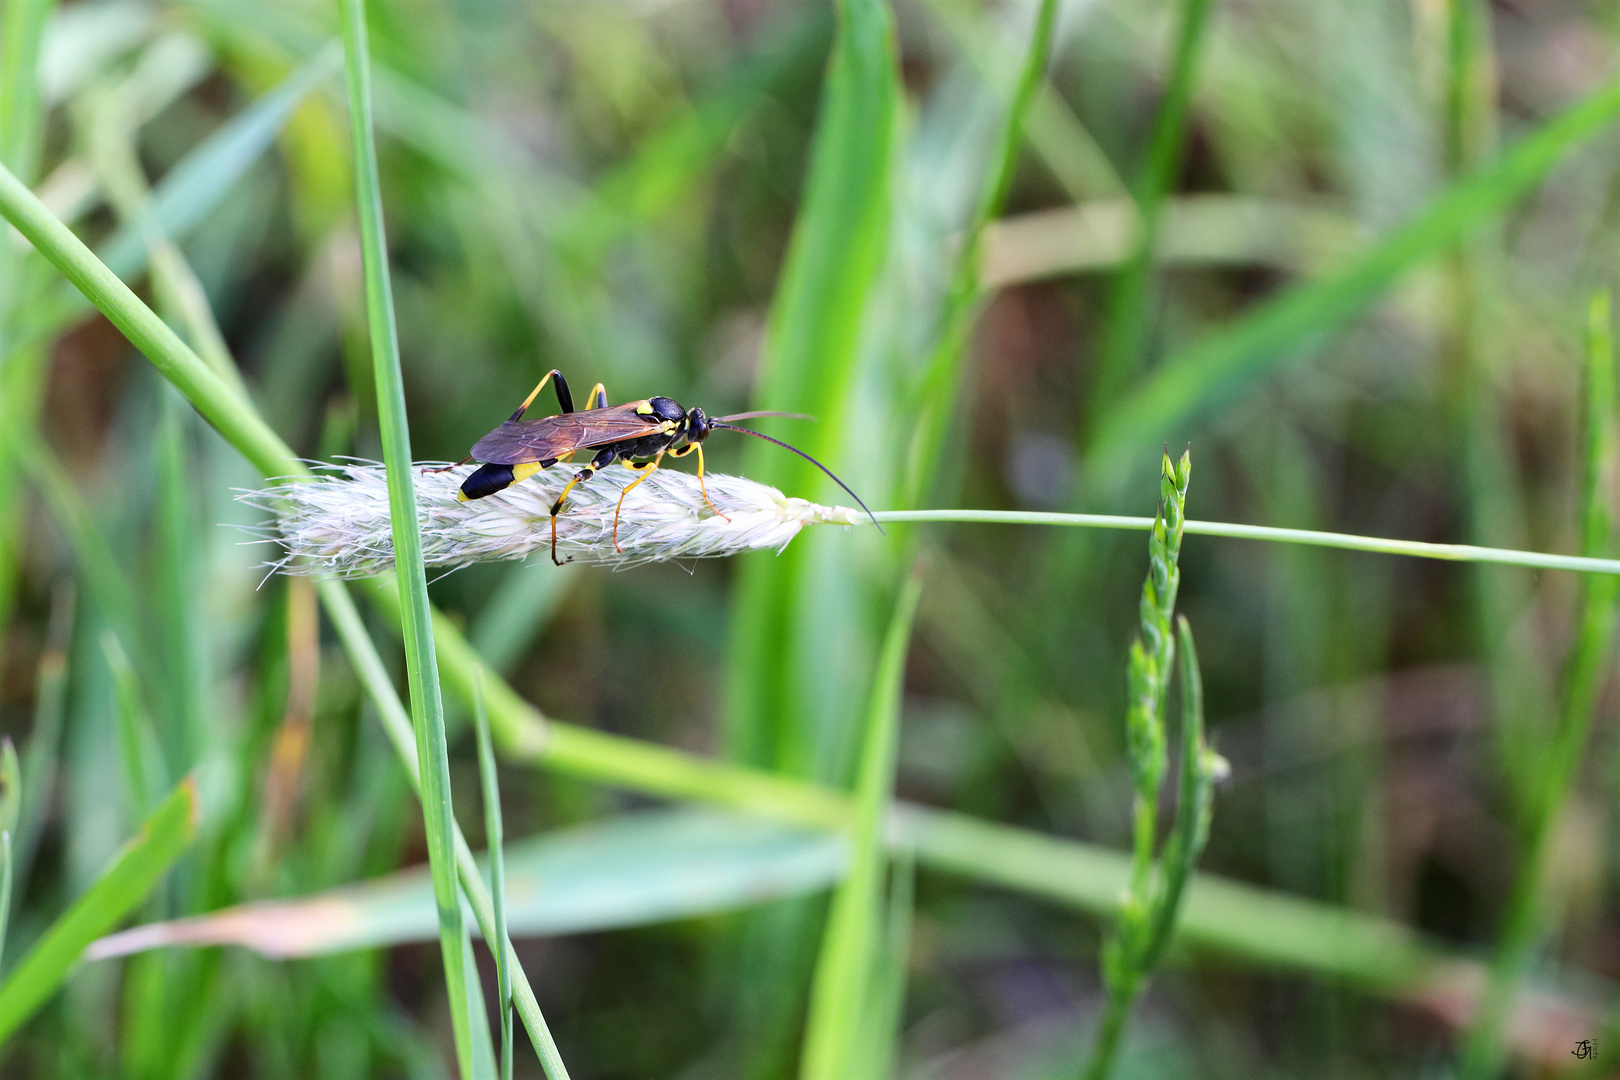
[
  {"x1": 712, "y1": 424, "x2": 885, "y2": 535},
  {"x1": 712, "y1": 411, "x2": 816, "y2": 423}
]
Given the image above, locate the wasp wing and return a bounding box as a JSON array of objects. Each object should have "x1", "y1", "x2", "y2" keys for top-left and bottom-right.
[{"x1": 470, "y1": 403, "x2": 668, "y2": 464}]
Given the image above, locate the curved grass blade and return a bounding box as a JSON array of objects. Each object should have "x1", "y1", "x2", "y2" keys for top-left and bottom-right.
[
  {"x1": 335, "y1": 0, "x2": 478, "y2": 1071},
  {"x1": 87, "y1": 809, "x2": 847, "y2": 958},
  {"x1": 0, "y1": 776, "x2": 198, "y2": 1046},
  {"x1": 800, "y1": 565, "x2": 923, "y2": 1080}
]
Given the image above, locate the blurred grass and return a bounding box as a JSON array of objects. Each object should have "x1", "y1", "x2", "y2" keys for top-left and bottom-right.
[
  {"x1": 800, "y1": 565, "x2": 922, "y2": 1080},
  {"x1": 0, "y1": 777, "x2": 197, "y2": 1046},
  {"x1": 1, "y1": 0, "x2": 1619, "y2": 1075}
]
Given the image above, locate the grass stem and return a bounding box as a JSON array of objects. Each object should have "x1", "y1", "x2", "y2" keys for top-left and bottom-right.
[
  {"x1": 870, "y1": 509, "x2": 1620, "y2": 576},
  {"x1": 336, "y1": 0, "x2": 479, "y2": 1068}
]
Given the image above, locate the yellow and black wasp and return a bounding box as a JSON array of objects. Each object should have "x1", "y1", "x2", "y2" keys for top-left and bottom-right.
[{"x1": 448, "y1": 369, "x2": 880, "y2": 564}]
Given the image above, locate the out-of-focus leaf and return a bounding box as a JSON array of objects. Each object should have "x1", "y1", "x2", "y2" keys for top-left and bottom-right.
[
  {"x1": 98, "y1": 44, "x2": 340, "y2": 279},
  {"x1": 38, "y1": 0, "x2": 152, "y2": 104},
  {"x1": 0, "y1": 776, "x2": 199, "y2": 1045},
  {"x1": 88, "y1": 809, "x2": 845, "y2": 959},
  {"x1": 1089, "y1": 74, "x2": 1620, "y2": 475}
]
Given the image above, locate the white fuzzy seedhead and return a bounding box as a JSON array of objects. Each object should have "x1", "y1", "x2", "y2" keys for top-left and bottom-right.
[{"x1": 242, "y1": 461, "x2": 866, "y2": 578}]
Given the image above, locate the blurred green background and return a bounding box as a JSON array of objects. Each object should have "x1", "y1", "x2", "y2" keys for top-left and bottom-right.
[{"x1": 0, "y1": 0, "x2": 1618, "y2": 1075}]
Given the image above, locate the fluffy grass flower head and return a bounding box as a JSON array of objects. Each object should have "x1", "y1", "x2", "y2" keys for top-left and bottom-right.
[{"x1": 244, "y1": 462, "x2": 866, "y2": 577}]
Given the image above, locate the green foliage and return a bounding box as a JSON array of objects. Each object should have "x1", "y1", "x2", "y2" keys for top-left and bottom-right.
[
  {"x1": 1086, "y1": 452, "x2": 1225, "y2": 1080},
  {"x1": 0, "y1": 778, "x2": 197, "y2": 1046},
  {"x1": 800, "y1": 567, "x2": 923, "y2": 1080},
  {"x1": 4, "y1": 2, "x2": 1620, "y2": 1075},
  {"x1": 335, "y1": 0, "x2": 479, "y2": 1070}
]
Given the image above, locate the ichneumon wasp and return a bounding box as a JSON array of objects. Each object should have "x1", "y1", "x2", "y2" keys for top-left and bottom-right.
[{"x1": 443, "y1": 369, "x2": 881, "y2": 564}]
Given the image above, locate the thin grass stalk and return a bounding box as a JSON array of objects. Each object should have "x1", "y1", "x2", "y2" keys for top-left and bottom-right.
[
  {"x1": 317, "y1": 579, "x2": 571, "y2": 1078},
  {"x1": 905, "y1": 0, "x2": 1060, "y2": 507},
  {"x1": 473, "y1": 669, "x2": 514, "y2": 1080},
  {"x1": 104, "y1": 633, "x2": 163, "y2": 819},
  {"x1": 0, "y1": 163, "x2": 287, "y2": 478},
  {"x1": 800, "y1": 565, "x2": 924, "y2": 1080},
  {"x1": 0, "y1": 740, "x2": 18, "y2": 975},
  {"x1": 1087, "y1": 0, "x2": 1215, "y2": 422},
  {"x1": 871, "y1": 509, "x2": 1620, "y2": 576},
  {"x1": 335, "y1": 0, "x2": 477, "y2": 1069},
  {"x1": 0, "y1": 776, "x2": 199, "y2": 1046},
  {"x1": 1458, "y1": 293, "x2": 1620, "y2": 1078}
]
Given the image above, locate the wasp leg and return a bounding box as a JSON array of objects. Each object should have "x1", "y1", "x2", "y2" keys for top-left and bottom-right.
[
  {"x1": 512, "y1": 369, "x2": 576, "y2": 421},
  {"x1": 613, "y1": 451, "x2": 667, "y2": 551},
  {"x1": 668, "y1": 442, "x2": 729, "y2": 522},
  {"x1": 549, "y1": 447, "x2": 618, "y2": 564},
  {"x1": 585, "y1": 382, "x2": 608, "y2": 410},
  {"x1": 423, "y1": 455, "x2": 472, "y2": 474}
]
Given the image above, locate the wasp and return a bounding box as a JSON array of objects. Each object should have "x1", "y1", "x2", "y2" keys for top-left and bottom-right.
[{"x1": 447, "y1": 370, "x2": 881, "y2": 564}]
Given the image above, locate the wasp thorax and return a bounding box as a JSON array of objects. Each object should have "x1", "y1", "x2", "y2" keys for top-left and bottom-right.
[{"x1": 646, "y1": 396, "x2": 686, "y2": 423}]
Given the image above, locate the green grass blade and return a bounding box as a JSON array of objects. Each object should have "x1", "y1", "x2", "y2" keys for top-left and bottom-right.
[
  {"x1": 0, "y1": 161, "x2": 291, "y2": 478},
  {"x1": 851, "y1": 849, "x2": 913, "y2": 1080},
  {"x1": 0, "y1": 0, "x2": 52, "y2": 183},
  {"x1": 801, "y1": 566, "x2": 923, "y2": 1080},
  {"x1": 906, "y1": 0, "x2": 1060, "y2": 507},
  {"x1": 1089, "y1": 0, "x2": 1215, "y2": 418},
  {"x1": 90, "y1": 809, "x2": 846, "y2": 957},
  {"x1": 0, "y1": 739, "x2": 19, "y2": 975},
  {"x1": 102, "y1": 632, "x2": 164, "y2": 819},
  {"x1": 317, "y1": 580, "x2": 571, "y2": 1078},
  {"x1": 335, "y1": 0, "x2": 475, "y2": 1070},
  {"x1": 725, "y1": 0, "x2": 901, "y2": 775},
  {"x1": 0, "y1": 775, "x2": 198, "y2": 1046},
  {"x1": 1089, "y1": 74, "x2": 1620, "y2": 473},
  {"x1": 473, "y1": 669, "x2": 513, "y2": 1080},
  {"x1": 1459, "y1": 291, "x2": 1620, "y2": 1079}
]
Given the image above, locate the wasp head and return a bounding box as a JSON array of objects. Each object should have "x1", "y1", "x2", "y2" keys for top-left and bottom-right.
[{"x1": 684, "y1": 406, "x2": 712, "y2": 442}]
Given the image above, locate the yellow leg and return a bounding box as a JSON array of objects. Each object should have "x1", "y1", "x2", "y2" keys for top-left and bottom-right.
[
  {"x1": 586, "y1": 383, "x2": 608, "y2": 410},
  {"x1": 613, "y1": 451, "x2": 664, "y2": 550},
  {"x1": 548, "y1": 466, "x2": 595, "y2": 565},
  {"x1": 669, "y1": 442, "x2": 728, "y2": 521}
]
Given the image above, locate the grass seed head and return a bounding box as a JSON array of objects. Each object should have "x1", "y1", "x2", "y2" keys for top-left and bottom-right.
[{"x1": 242, "y1": 461, "x2": 864, "y2": 578}]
